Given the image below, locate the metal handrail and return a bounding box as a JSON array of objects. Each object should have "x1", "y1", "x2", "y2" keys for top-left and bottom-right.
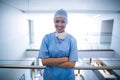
[{"x1": 0, "y1": 64, "x2": 120, "y2": 70}]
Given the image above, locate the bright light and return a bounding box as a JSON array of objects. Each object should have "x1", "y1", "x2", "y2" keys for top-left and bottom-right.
[{"x1": 30, "y1": 13, "x2": 102, "y2": 49}]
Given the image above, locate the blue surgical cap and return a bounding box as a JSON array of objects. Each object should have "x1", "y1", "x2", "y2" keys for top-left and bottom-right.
[{"x1": 54, "y1": 9, "x2": 68, "y2": 22}]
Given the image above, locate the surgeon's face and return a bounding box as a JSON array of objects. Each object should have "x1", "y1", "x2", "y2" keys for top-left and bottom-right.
[{"x1": 54, "y1": 17, "x2": 67, "y2": 33}]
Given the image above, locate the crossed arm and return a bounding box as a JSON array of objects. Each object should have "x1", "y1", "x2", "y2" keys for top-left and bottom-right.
[{"x1": 41, "y1": 57, "x2": 75, "y2": 68}]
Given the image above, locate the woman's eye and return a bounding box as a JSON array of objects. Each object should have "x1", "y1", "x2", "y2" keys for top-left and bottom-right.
[
  {"x1": 55, "y1": 20, "x2": 59, "y2": 23},
  {"x1": 55, "y1": 20, "x2": 65, "y2": 23},
  {"x1": 61, "y1": 20, "x2": 65, "y2": 23}
]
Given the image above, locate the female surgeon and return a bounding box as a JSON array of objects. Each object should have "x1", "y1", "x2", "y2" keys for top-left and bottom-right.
[{"x1": 38, "y1": 9, "x2": 78, "y2": 80}]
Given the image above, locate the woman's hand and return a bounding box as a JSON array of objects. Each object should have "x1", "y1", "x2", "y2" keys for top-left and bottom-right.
[
  {"x1": 61, "y1": 57, "x2": 69, "y2": 62},
  {"x1": 57, "y1": 61, "x2": 76, "y2": 68}
]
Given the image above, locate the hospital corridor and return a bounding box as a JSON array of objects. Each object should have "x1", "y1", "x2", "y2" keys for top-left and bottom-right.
[{"x1": 0, "y1": 0, "x2": 120, "y2": 80}]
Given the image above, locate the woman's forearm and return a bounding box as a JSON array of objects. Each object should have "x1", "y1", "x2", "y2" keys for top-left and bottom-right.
[
  {"x1": 41, "y1": 57, "x2": 68, "y2": 66},
  {"x1": 57, "y1": 61, "x2": 76, "y2": 68}
]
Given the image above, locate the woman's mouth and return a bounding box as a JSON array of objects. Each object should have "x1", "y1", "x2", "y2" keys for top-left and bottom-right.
[{"x1": 57, "y1": 26, "x2": 64, "y2": 30}]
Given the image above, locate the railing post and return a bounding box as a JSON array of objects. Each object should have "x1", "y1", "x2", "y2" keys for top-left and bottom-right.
[{"x1": 32, "y1": 69, "x2": 35, "y2": 80}]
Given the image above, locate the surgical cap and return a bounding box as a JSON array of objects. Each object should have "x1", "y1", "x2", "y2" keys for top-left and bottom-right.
[{"x1": 54, "y1": 9, "x2": 68, "y2": 22}]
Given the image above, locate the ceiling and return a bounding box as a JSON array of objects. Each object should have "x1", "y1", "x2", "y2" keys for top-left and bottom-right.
[{"x1": 1, "y1": 0, "x2": 120, "y2": 13}]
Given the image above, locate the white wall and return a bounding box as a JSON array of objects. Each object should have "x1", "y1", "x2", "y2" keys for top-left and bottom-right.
[
  {"x1": 100, "y1": 14, "x2": 120, "y2": 55},
  {"x1": 0, "y1": 1, "x2": 31, "y2": 80},
  {"x1": 111, "y1": 14, "x2": 120, "y2": 54}
]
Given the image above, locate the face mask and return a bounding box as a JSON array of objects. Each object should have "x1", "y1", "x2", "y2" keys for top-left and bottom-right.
[{"x1": 55, "y1": 32, "x2": 67, "y2": 40}]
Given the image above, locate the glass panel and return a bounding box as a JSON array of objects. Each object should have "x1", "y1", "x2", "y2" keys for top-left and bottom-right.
[
  {"x1": 0, "y1": 58, "x2": 120, "y2": 80},
  {"x1": 29, "y1": 13, "x2": 115, "y2": 50}
]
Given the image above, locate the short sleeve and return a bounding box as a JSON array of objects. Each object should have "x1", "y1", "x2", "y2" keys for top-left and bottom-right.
[
  {"x1": 69, "y1": 37, "x2": 78, "y2": 62},
  {"x1": 38, "y1": 35, "x2": 50, "y2": 58}
]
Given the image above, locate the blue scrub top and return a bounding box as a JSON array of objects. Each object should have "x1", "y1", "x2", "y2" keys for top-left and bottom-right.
[{"x1": 38, "y1": 32, "x2": 78, "y2": 80}]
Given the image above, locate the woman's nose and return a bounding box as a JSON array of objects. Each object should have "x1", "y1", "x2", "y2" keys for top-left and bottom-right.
[{"x1": 57, "y1": 22, "x2": 63, "y2": 26}]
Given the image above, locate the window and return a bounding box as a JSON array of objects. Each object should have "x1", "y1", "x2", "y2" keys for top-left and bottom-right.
[
  {"x1": 29, "y1": 13, "x2": 110, "y2": 50},
  {"x1": 28, "y1": 20, "x2": 34, "y2": 44}
]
